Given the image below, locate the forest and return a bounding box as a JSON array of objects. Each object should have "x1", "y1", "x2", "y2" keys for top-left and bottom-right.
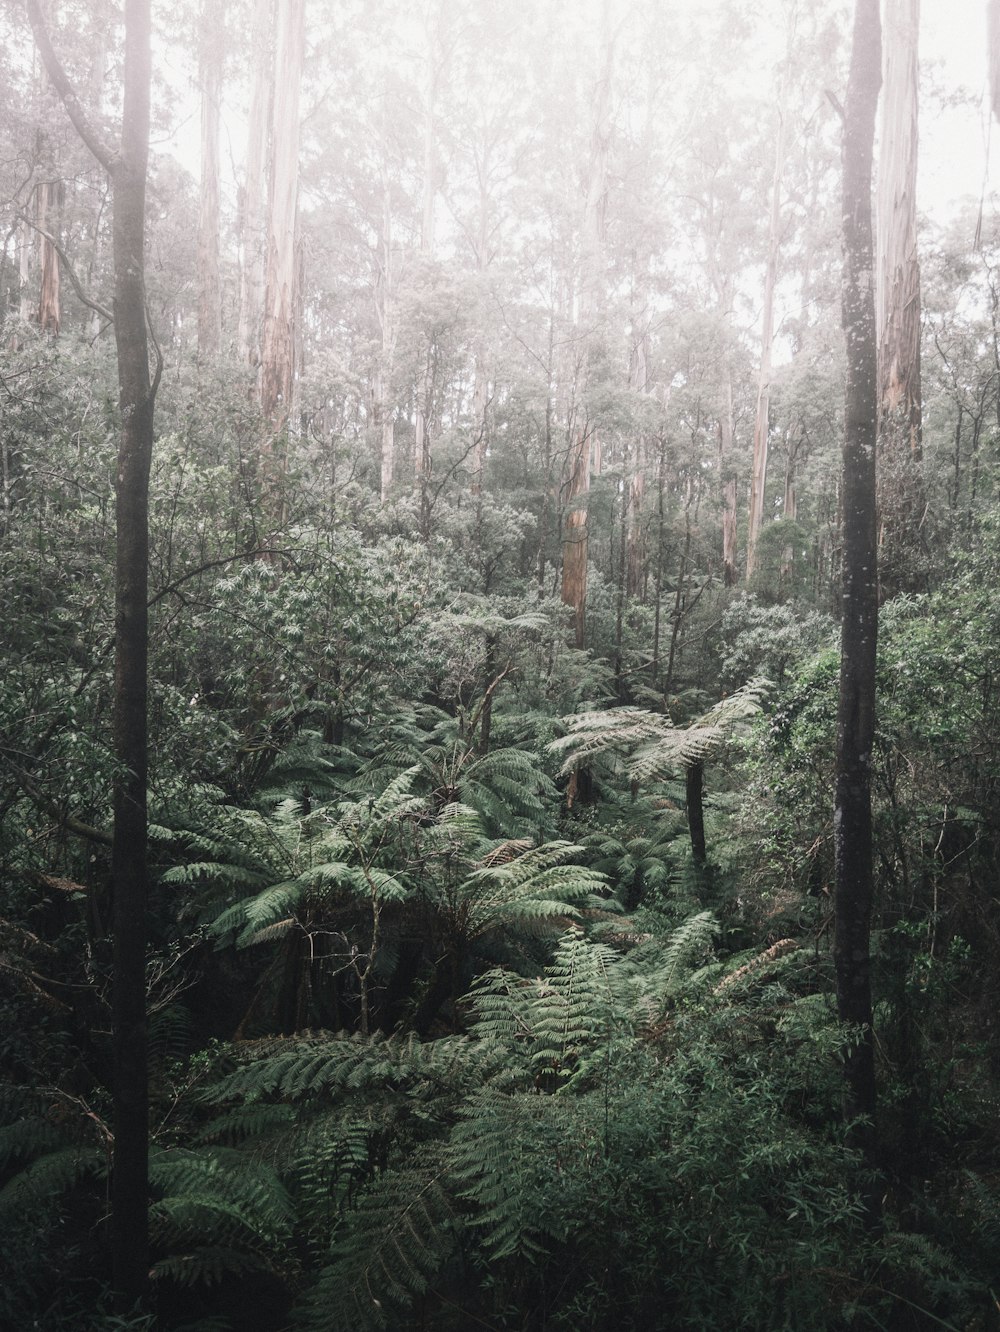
[{"x1": 2, "y1": 0, "x2": 1000, "y2": 1327}]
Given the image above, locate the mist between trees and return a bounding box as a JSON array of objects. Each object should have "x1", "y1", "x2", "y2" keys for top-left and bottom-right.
[{"x1": 2, "y1": 0, "x2": 1000, "y2": 1328}]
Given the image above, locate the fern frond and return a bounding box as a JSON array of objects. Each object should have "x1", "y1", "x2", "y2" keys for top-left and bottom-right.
[
  {"x1": 202, "y1": 1030, "x2": 499, "y2": 1106},
  {"x1": 637, "y1": 910, "x2": 719, "y2": 999},
  {"x1": 302, "y1": 1155, "x2": 455, "y2": 1332},
  {"x1": 550, "y1": 707, "x2": 669, "y2": 775},
  {"x1": 0, "y1": 1145, "x2": 105, "y2": 1215},
  {"x1": 198, "y1": 1100, "x2": 297, "y2": 1145},
  {"x1": 150, "y1": 1244, "x2": 272, "y2": 1288},
  {"x1": 551, "y1": 681, "x2": 768, "y2": 781},
  {"x1": 0, "y1": 1115, "x2": 64, "y2": 1169},
  {"x1": 150, "y1": 1146, "x2": 293, "y2": 1246}
]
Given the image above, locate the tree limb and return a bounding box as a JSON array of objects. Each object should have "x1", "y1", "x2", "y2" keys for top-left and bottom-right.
[
  {"x1": 7, "y1": 757, "x2": 112, "y2": 847},
  {"x1": 26, "y1": 0, "x2": 118, "y2": 175},
  {"x1": 18, "y1": 211, "x2": 114, "y2": 324},
  {"x1": 147, "y1": 549, "x2": 290, "y2": 608}
]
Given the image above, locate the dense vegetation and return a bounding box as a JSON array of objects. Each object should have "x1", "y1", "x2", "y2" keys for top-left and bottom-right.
[{"x1": 3, "y1": 0, "x2": 1000, "y2": 1328}]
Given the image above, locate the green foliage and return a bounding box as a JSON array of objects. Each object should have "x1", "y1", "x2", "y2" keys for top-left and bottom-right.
[
  {"x1": 176, "y1": 919, "x2": 907, "y2": 1331},
  {"x1": 716, "y1": 593, "x2": 835, "y2": 689}
]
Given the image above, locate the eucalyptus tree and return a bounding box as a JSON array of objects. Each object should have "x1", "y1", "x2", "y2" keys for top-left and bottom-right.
[
  {"x1": 876, "y1": 0, "x2": 924, "y2": 593},
  {"x1": 196, "y1": 0, "x2": 223, "y2": 360},
  {"x1": 835, "y1": 0, "x2": 881, "y2": 1215},
  {"x1": 237, "y1": 0, "x2": 273, "y2": 370},
  {"x1": 746, "y1": 3, "x2": 797, "y2": 581},
  {"x1": 259, "y1": 0, "x2": 304, "y2": 442}
]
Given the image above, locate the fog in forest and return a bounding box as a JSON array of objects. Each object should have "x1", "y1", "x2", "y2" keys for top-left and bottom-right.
[{"x1": 3, "y1": 2, "x2": 1000, "y2": 1328}]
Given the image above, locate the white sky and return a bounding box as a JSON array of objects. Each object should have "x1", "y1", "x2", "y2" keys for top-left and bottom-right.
[{"x1": 917, "y1": 0, "x2": 995, "y2": 223}]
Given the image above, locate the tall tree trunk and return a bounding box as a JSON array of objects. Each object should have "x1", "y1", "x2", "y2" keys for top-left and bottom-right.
[
  {"x1": 876, "y1": 0, "x2": 924, "y2": 593},
  {"x1": 36, "y1": 171, "x2": 61, "y2": 333},
  {"x1": 18, "y1": 207, "x2": 33, "y2": 324},
  {"x1": 238, "y1": 0, "x2": 274, "y2": 372},
  {"x1": 413, "y1": 3, "x2": 443, "y2": 493},
  {"x1": 470, "y1": 171, "x2": 491, "y2": 496},
  {"x1": 110, "y1": 1, "x2": 155, "y2": 1291},
  {"x1": 877, "y1": 0, "x2": 920, "y2": 448},
  {"x1": 259, "y1": 0, "x2": 304, "y2": 437},
  {"x1": 376, "y1": 156, "x2": 396, "y2": 501},
  {"x1": 29, "y1": 0, "x2": 157, "y2": 1304},
  {"x1": 781, "y1": 439, "x2": 798, "y2": 582},
  {"x1": 561, "y1": 2, "x2": 613, "y2": 647},
  {"x1": 86, "y1": 4, "x2": 111, "y2": 339},
  {"x1": 836, "y1": 0, "x2": 882, "y2": 1218},
  {"x1": 626, "y1": 290, "x2": 649, "y2": 597},
  {"x1": 29, "y1": 0, "x2": 158, "y2": 1302},
  {"x1": 746, "y1": 11, "x2": 794, "y2": 581},
  {"x1": 719, "y1": 368, "x2": 738, "y2": 585},
  {"x1": 197, "y1": 0, "x2": 223, "y2": 360}
]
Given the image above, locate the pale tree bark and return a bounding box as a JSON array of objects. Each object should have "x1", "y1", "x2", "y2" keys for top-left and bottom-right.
[
  {"x1": 561, "y1": 0, "x2": 613, "y2": 648},
  {"x1": 19, "y1": 49, "x2": 60, "y2": 333},
  {"x1": 36, "y1": 170, "x2": 61, "y2": 333},
  {"x1": 746, "y1": 7, "x2": 795, "y2": 581},
  {"x1": 238, "y1": 0, "x2": 274, "y2": 372},
  {"x1": 990, "y1": 0, "x2": 1000, "y2": 121},
  {"x1": 719, "y1": 361, "x2": 739, "y2": 586},
  {"x1": 780, "y1": 428, "x2": 801, "y2": 582},
  {"x1": 18, "y1": 206, "x2": 33, "y2": 323},
  {"x1": 259, "y1": 0, "x2": 304, "y2": 436},
  {"x1": 86, "y1": 2, "x2": 111, "y2": 339},
  {"x1": 705, "y1": 233, "x2": 738, "y2": 584},
  {"x1": 625, "y1": 291, "x2": 649, "y2": 597},
  {"x1": 469, "y1": 157, "x2": 492, "y2": 496},
  {"x1": 835, "y1": 0, "x2": 882, "y2": 1221},
  {"x1": 876, "y1": 0, "x2": 920, "y2": 449},
  {"x1": 197, "y1": 0, "x2": 223, "y2": 360},
  {"x1": 27, "y1": 0, "x2": 159, "y2": 1304},
  {"x1": 413, "y1": 1, "x2": 446, "y2": 493},
  {"x1": 470, "y1": 353, "x2": 489, "y2": 493},
  {"x1": 876, "y1": 0, "x2": 924, "y2": 593},
  {"x1": 35, "y1": 60, "x2": 61, "y2": 335},
  {"x1": 376, "y1": 157, "x2": 396, "y2": 501}
]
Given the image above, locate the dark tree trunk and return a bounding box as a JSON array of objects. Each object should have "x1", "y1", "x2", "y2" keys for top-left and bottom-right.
[
  {"x1": 111, "y1": 0, "x2": 155, "y2": 1303},
  {"x1": 685, "y1": 760, "x2": 706, "y2": 867},
  {"x1": 28, "y1": 0, "x2": 157, "y2": 1305},
  {"x1": 835, "y1": 0, "x2": 882, "y2": 1218}
]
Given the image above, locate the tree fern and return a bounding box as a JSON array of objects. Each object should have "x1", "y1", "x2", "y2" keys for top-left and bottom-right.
[{"x1": 551, "y1": 681, "x2": 769, "y2": 781}]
